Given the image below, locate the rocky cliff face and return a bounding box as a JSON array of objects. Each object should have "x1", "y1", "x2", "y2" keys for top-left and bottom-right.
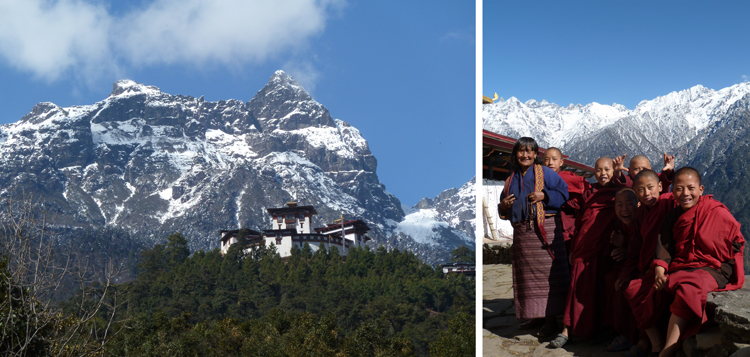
[
  {"x1": 483, "y1": 82, "x2": 750, "y2": 267},
  {"x1": 0, "y1": 71, "x2": 472, "y2": 264}
]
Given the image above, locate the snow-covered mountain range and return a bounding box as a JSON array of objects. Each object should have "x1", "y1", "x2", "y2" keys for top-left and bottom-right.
[
  {"x1": 483, "y1": 82, "x2": 750, "y2": 266},
  {"x1": 395, "y1": 178, "x2": 475, "y2": 263},
  {"x1": 484, "y1": 83, "x2": 750, "y2": 165},
  {"x1": 0, "y1": 71, "x2": 473, "y2": 264}
]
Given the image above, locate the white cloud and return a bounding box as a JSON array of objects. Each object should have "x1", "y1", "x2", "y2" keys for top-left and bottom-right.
[
  {"x1": 0, "y1": 0, "x2": 113, "y2": 81},
  {"x1": 743, "y1": 75, "x2": 749, "y2": 83},
  {"x1": 0, "y1": 0, "x2": 345, "y2": 83},
  {"x1": 118, "y1": 0, "x2": 344, "y2": 67},
  {"x1": 440, "y1": 29, "x2": 474, "y2": 44},
  {"x1": 282, "y1": 59, "x2": 320, "y2": 95}
]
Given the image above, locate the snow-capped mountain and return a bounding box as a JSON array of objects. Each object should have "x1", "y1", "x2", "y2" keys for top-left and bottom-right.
[
  {"x1": 0, "y1": 71, "x2": 472, "y2": 264},
  {"x1": 392, "y1": 177, "x2": 475, "y2": 264},
  {"x1": 484, "y1": 83, "x2": 750, "y2": 166},
  {"x1": 483, "y1": 82, "x2": 750, "y2": 266}
]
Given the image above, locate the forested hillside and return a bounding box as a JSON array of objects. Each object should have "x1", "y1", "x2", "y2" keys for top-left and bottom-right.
[{"x1": 98, "y1": 234, "x2": 474, "y2": 356}]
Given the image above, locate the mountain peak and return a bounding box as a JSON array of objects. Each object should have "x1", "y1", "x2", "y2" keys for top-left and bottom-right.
[
  {"x1": 110, "y1": 79, "x2": 161, "y2": 97},
  {"x1": 263, "y1": 70, "x2": 312, "y2": 102},
  {"x1": 20, "y1": 102, "x2": 66, "y2": 124}
]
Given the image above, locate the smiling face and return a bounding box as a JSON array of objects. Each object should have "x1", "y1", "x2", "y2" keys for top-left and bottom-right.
[
  {"x1": 516, "y1": 145, "x2": 537, "y2": 171},
  {"x1": 543, "y1": 148, "x2": 563, "y2": 173},
  {"x1": 634, "y1": 175, "x2": 662, "y2": 207},
  {"x1": 629, "y1": 156, "x2": 652, "y2": 180},
  {"x1": 672, "y1": 173, "x2": 704, "y2": 210},
  {"x1": 615, "y1": 190, "x2": 638, "y2": 226},
  {"x1": 594, "y1": 157, "x2": 614, "y2": 186}
]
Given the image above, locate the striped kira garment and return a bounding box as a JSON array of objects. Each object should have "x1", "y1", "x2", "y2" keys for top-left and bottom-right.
[{"x1": 511, "y1": 216, "x2": 570, "y2": 319}]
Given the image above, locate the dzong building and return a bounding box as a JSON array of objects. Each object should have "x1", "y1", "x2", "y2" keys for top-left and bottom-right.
[{"x1": 220, "y1": 201, "x2": 371, "y2": 257}]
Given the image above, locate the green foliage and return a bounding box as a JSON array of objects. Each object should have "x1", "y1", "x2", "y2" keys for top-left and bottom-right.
[
  {"x1": 104, "y1": 236, "x2": 475, "y2": 356},
  {"x1": 429, "y1": 307, "x2": 475, "y2": 357},
  {"x1": 450, "y1": 246, "x2": 475, "y2": 263},
  {"x1": 165, "y1": 232, "x2": 191, "y2": 266}
]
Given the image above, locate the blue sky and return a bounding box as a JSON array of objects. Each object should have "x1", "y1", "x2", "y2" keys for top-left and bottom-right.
[
  {"x1": 484, "y1": 1, "x2": 750, "y2": 109},
  {"x1": 0, "y1": 0, "x2": 474, "y2": 206}
]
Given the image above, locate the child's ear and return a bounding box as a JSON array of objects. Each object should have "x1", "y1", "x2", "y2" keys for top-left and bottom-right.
[{"x1": 657, "y1": 181, "x2": 663, "y2": 192}]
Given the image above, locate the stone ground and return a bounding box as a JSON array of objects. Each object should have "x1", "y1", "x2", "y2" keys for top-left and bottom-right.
[{"x1": 483, "y1": 264, "x2": 621, "y2": 357}]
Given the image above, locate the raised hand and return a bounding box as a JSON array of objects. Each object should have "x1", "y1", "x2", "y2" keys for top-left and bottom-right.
[
  {"x1": 663, "y1": 153, "x2": 675, "y2": 172},
  {"x1": 613, "y1": 154, "x2": 628, "y2": 177}
]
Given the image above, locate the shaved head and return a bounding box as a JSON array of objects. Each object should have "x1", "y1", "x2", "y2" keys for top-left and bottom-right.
[
  {"x1": 674, "y1": 167, "x2": 702, "y2": 185},
  {"x1": 543, "y1": 147, "x2": 564, "y2": 172},
  {"x1": 630, "y1": 155, "x2": 651, "y2": 167},
  {"x1": 673, "y1": 167, "x2": 703, "y2": 210},
  {"x1": 629, "y1": 155, "x2": 652, "y2": 179},
  {"x1": 634, "y1": 169, "x2": 659, "y2": 184},
  {"x1": 616, "y1": 187, "x2": 638, "y2": 201},
  {"x1": 595, "y1": 157, "x2": 613, "y2": 168},
  {"x1": 594, "y1": 157, "x2": 614, "y2": 186},
  {"x1": 615, "y1": 188, "x2": 639, "y2": 226},
  {"x1": 545, "y1": 147, "x2": 562, "y2": 156}
]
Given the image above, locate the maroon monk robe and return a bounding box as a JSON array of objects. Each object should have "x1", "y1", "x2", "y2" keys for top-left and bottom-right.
[
  {"x1": 622, "y1": 192, "x2": 677, "y2": 330},
  {"x1": 648, "y1": 195, "x2": 745, "y2": 340},
  {"x1": 563, "y1": 183, "x2": 620, "y2": 337},
  {"x1": 604, "y1": 221, "x2": 639, "y2": 344},
  {"x1": 558, "y1": 171, "x2": 589, "y2": 243},
  {"x1": 620, "y1": 192, "x2": 677, "y2": 282}
]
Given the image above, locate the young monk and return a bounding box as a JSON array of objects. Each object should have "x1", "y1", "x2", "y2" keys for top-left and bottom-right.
[
  {"x1": 603, "y1": 188, "x2": 639, "y2": 352},
  {"x1": 543, "y1": 147, "x2": 590, "y2": 249},
  {"x1": 613, "y1": 170, "x2": 677, "y2": 356},
  {"x1": 550, "y1": 157, "x2": 624, "y2": 348},
  {"x1": 644, "y1": 167, "x2": 744, "y2": 357},
  {"x1": 613, "y1": 154, "x2": 675, "y2": 194}
]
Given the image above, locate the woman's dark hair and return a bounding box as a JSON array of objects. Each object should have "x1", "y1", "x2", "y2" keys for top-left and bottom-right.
[{"x1": 510, "y1": 137, "x2": 540, "y2": 167}]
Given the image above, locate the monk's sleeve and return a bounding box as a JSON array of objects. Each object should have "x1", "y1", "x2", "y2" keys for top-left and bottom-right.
[
  {"x1": 615, "y1": 174, "x2": 633, "y2": 188},
  {"x1": 659, "y1": 171, "x2": 673, "y2": 194},
  {"x1": 619, "y1": 228, "x2": 642, "y2": 281},
  {"x1": 652, "y1": 210, "x2": 679, "y2": 271},
  {"x1": 543, "y1": 170, "x2": 569, "y2": 211}
]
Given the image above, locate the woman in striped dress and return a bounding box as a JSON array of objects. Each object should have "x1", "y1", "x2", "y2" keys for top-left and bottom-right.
[{"x1": 498, "y1": 137, "x2": 570, "y2": 336}]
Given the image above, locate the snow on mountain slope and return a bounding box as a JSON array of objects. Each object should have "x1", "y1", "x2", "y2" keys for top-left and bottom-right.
[
  {"x1": 482, "y1": 97, "x2": 628, "y2": 148},
  {"x1": 0, "y1": 71, "x2": 471, "y2": 265},
  {"x1": 483, "y1": 82, "x2": 750, "y2": 166},
  {"x1": 397, "y1": 177, "x2": 475, "y2": 247}
]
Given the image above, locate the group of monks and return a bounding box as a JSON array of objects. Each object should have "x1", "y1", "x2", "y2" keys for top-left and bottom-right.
[{"x1": 536, "y1": 148, "x2": 746, "y2": 357}]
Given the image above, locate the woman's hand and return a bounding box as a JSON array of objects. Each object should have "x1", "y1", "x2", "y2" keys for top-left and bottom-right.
[
  {"x1": 500, "y1": 194, "x2": 516, "y2": 210},
  {"x1": 527, "y1": 191, "x2": 545, "y2": 204}
]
